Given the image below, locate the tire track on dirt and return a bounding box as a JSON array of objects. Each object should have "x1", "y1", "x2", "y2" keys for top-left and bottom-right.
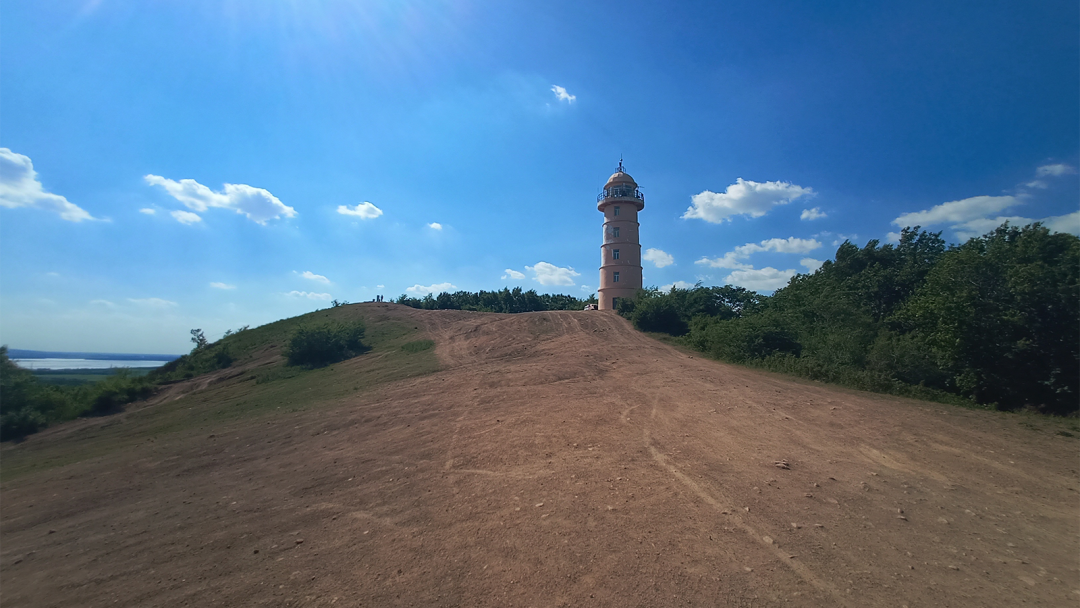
[{"x1": 625, "y1": 391, "x2": 853, "y2": 606}]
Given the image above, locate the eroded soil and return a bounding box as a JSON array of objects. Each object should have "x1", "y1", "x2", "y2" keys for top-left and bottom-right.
[{"x1": 2, "y1": 304, "x2": 1077, "y2": 607}]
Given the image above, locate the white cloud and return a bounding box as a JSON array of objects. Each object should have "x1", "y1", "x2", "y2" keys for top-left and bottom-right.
[
  {"x1": 128, "y1": 297, "x2": 177, "y2": 307},
  {"x1": 405, "y1": 282, "x2": 457, "y2": 295},
  {"x1": 697, "y1": 237, "x2": 821, "y2": 268},
  {"x1": 300, "y1": 270, "x2": 331, "y2": 284},
  {"x1": 892, "y1": 195, "x2": 1018, "y2": 228},
  {"x1": 886, "y1": 232, "x2": 902, "y2": 243},
  {"x1": 1042, "y1": 210, "x2": 1080, "y2": 236},
  {"x1": 643, "y1": 248, "x2": 674, "y2": 268},
  {"x1": 724, "y1": 267, "x2": 796, "y2": 292},
  {"x1": 951, "y1": 211, "x2": 1080, "y2": 240},
  {"x1": 551, "y1": 85, "x2": 576, "y2": 103},
  {"x1": 953, "y1": 216, "x2": 1031, "y2": 240},
  {"x1": 171, "y1": 210, "x2": 202, "y2": 225},
  {"x1": 286, "y1": 291, "x2": 332, "y2": 301},
  {"x1": 1036, "y1": 163, "x2": 1075, "y2": 177},
  {"x1": 659, "y1": 280, "x2": 695, "y2": 291},
  {"x1": 830, "y1": 233, "x2": 857, "y2": 246},
  {"x1": 376, "y1": 284, "x2": 385, "y2": 290},
  {"x1": 210, "y1": 282, "x2": 236, "y2": 290},
  {"x1": 145, "y1": 175, "x2": 297, "y2": 225},
  {"x1": 0, "y1": 148, "x2": 97, "y2": 222},
  {"x1": 526, "y1": 261, "x2": 580, "y2": 286},
  {"x1": 427, "y1": 222, "x2": 443, "y2": 230},
  {"x1": 502, "y1": 269, "x2": 525, "y2": 280},
  {"x1": 695, "y1": 253, "x2": 752, "y2": 270},
  {"x1": 737, "y1": 237, "x2": 821, "y2": 255},
  {"x1": 1026, "y1": 164, "x2": 1075, "y2": 189},
  {"x1": 683, "y1": 178, "x2": 814, "y2": 223},
  {"x1": 337, "y1": 201, "x2": 383, "y2": 219},
  {"x1": 139, "y1": 208, "x2": 156, "y2": 215},
  {"x1": 580, "y1": 285, "x2": 592, "y2": 293},
  {"x1": 799, "y1": 258, "x2": 824, "y2": 273},
  {"x1": 800, "y1": 207, "x2": 826, "y2": 221}
]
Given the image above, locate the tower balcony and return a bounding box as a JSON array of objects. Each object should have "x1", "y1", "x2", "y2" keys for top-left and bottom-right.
[
  {"x1": 597, "y1": 186, "x2": 645, "y2": 203},
  {"x1": 597, "y1": 186, "x2": 645, "y2": 211}
]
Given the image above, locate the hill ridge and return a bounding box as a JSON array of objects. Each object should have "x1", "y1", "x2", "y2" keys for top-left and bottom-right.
[{"x1": 1, "y1": 303, "x2": 1076, "y2": 607}]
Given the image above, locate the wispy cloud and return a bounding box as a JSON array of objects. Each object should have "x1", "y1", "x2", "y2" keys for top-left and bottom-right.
[
  {"x1": 683, "y1": 178, "x2": 814, "y2": 223},
  {"x1": 427, "y1": 222, "x2": 443, "y2": 230},
  {"x1": 527, "y1": 261, "x2": 580, "y2": 286},
  {"x1": 551, "y1": 85, "x2": 576, "y2": 103},
  {"x1": 800, "y1": 207, "x2": 826, "y2": 221},
  {"x1": 895, "y1": 163, "x2": 1078, "y2": 239},
  {"x1": 893, "y1": 195, "x2": 1018, "y2": 228},
  {"x1": 139, "y1": 208, "x2": 156, "y2": 215},
  {"x1": 337, "y1": 201, "x2": 383, "y2": 219},
  {"x1": 0, "y1": 148, "x2": 97, "y2": 222},
  {"x1": 643, "y1": 248, "x2": 674, "y2": 268},
  {"x1": 659, "y1": 280, "x2": 694, "y2": 291},
  {"x1": 696, "y1": 237, "x2": 821, "y2": 268},
  {"x1": 300, "y1": 270, "x2": 331, "y2": 284},
  {"x1": 502, "y1": 269, "x2": 525, "y2": 280},
  {"x1": 1027, "y1": 163, "x2": 1076, "y2": 187},
  {"x1": 210, "y1": 282, "x2": 236, "y2": 290},
  {"x1": 286, "y1": 291, "x2": 332, "y2": 301},
  {"x1": 724, "y1": 267, "x2": 796, "y2": 292},
  {"x1": 171, "y1": 210, "x2": 202, "y2": 225},
  {"x1": 800, "y1": 258, "x2": 824, "y2": 272},
  {"x1": 128, "y1": 297, "x2": 178, "y2": 307},
  {"x1": 405, "y1": 282, "x2": 456, "y2": 295},
  {"x1": 146, "y1": 175, "x2": 297, "y2": 225}
]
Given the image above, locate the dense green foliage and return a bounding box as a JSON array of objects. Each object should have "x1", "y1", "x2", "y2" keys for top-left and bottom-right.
[
  {"x1": 396, "y1": 287, "x2": 595, "y2": 313},
  {"x1": 0, "y1": 347, "x2": 155, "y2": 441},
  {"x1": 627, "y1": 224, "x2": 1079, "y2": 415},
  {"x1": 152, "y1": 343, "x2": 234, "y2": 382},
  {"x1": 285, "y1": 320, "x2": 368, "y2": 367}
]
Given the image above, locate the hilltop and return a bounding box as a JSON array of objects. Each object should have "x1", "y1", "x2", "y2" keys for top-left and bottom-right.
[{"x1": 1, "y1": 303, "x2": 1077, "y2": 607}]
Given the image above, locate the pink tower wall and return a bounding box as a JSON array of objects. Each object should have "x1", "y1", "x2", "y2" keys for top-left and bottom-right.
[{"x1": 598, "y1": 199, "x2": 643, "y2": 310}]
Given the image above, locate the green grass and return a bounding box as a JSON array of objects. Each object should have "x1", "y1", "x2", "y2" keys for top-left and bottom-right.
[{"x1": 1, "y1": 304, "x2": 439, "y2": 482}]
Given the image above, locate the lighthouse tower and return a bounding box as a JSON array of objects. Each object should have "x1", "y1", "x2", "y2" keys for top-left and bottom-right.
[{"x1": 597, "y1": 160, "x2": 645, "y2": 310}]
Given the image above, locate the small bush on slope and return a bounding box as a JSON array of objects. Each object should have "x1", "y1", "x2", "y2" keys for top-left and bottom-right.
[{"x1": 285, "y1": 320, "x2": 367, "y2": 367}]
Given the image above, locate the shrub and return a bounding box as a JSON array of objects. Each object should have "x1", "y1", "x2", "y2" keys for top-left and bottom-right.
[
  {"x1": 86, "y1": 370, "x2": 155, "y2": 416},
  {"x1": 285, "y1": 320, "x2": 367, "y2": 367},
  {"x1": 401, "y1": 339, "x2": 434, "y2": 353}
]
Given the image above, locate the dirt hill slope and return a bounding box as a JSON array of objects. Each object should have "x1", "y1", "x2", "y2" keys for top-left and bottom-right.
[{"x1": 2, "y1": 304, "x2": 1077, "y2": 607}]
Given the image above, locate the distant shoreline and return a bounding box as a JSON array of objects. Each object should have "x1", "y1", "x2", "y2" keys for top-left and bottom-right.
[{"x1": 8, "y1": 348, "x2": 181, "y2": 362}]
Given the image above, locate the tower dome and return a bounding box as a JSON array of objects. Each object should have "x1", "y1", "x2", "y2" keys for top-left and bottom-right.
[
  {"x1": 605, "y1": 168, "x2": 637, "y2": 188},
  {"x1": 597, "y1": 159, "x2": 645, "y2": 212}
]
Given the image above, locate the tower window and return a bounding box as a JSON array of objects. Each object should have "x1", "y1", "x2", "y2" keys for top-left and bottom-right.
[
  {"x1": 613, "y1": 271, "x2": 620, "y2": 283},
  {"x1": 613, "y1": 227, "x2": 621, "y2": 238},
  {"x1": 613, "y1": 249, "x2": 620, "y2": 260},
  {"x1": 614, "y1": 206, "x2": 621, "y2": 216}
]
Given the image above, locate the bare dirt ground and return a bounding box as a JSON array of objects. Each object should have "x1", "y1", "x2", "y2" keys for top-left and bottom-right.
[{"x1": 2, "y1": 304, "x2": 1078, "y2": 607}]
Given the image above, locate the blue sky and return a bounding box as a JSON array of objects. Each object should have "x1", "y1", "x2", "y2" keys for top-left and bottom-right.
[{"x1": 2, "y1": 0, "x2": 1077, "y2": 353}]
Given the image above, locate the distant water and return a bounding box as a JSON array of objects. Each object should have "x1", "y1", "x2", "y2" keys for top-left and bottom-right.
[{"x1": 14, "y1": 358, "x2": 172, "y2": 370}]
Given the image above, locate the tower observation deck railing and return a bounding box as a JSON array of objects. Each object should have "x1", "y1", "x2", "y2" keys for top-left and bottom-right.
[{"x1": 597, "y1": 186, "x2": 645, "y2": 203}]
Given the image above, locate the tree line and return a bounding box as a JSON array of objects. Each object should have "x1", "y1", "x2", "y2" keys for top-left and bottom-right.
[
  {"x1": 618, "y1": 223, "x2": 1078, "y2": 415},
  {"x1": 395, "y1": 286, "x2": 595, "y2": 313}
]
